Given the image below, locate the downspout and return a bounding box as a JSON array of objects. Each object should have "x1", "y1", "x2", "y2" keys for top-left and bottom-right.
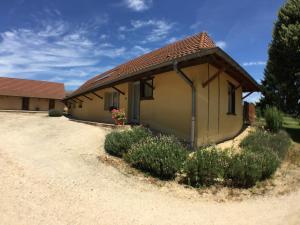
[{"x1": 173, "y1": 62, "x2": 196, "y2": 148}]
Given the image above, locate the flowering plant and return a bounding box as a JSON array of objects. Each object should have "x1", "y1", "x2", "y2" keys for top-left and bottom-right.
[{"x1": 111, "y1": 109, "x2": 126, "y2": 125}]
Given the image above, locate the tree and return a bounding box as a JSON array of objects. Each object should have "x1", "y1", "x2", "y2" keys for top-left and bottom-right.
[{"x1": 260, "y1": 0, "x2": 300, "y2": 115}]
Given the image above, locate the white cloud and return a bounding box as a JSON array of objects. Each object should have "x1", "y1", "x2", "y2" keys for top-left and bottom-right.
[
  {"x1": 144, "y1": 21, "x2": 173, "y2": 42},
  {"x1": 38, "y1": 20, "x2": 67, "y2": 37},
  {"x1": 118, "y1": 26, "x2": 127, "y2": 32},
  {"x1": 93, "y1": 14, "x2": 109, "y2": 25},
  {"x1": 94, "y1": 46, "x2": 126, "y2": 58},
  {"x1": 49, "y1": 77, "x2": 85, "y2": 88},
  {"x1": 64, "y1": 79, "x2": 85, "y2": 87},
  {"x1": 242, "y1": 61, "x2": 266, "y2": 66},
  {"x1": 118, "y1": 34, "x2": 126, "y2": 40},
  {"x1": 124, "y1": 0, "x2": 152, "y2": 11},
  {"x1": 131, "y1": 20, "x2": 152, "y2": 29},
  {"x1": 131, "y1": 45, "x2": 150, "y2": 54},
  {"x1": 120, "y1": 19, "x2": 174, "y2": 43},
  {"x1": 99, "y1": 34, "x2": 108, "y2": 40},
  {"x1": 166, "y1": 37, "x2": 178, "y2": 44},
  {"x1": 216, "y1": 41, "x2": 227, "y2": 49},
  {"x1": 190, "y1": 21, "x2": 202, "y2": 30},
  {"x1": 0, "y1": 20, "x2": 125, "y2": 88}
]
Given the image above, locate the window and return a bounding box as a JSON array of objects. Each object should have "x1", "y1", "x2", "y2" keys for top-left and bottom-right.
[
  {"x1": 73, "y1": 103, "x2": 76, "y2": 109},
  {"x1": 140, "y1": 78, "x2": 154, "y2": 100},
  {"x1": 104, "y1": 91, "x2": 120, "y2": 111},
  {"x1": 79, "y1": 101, "x2": 82, "y2": 108},
  {"x1": 228, "y1": 82, "x2": 236, "y2": 114}
]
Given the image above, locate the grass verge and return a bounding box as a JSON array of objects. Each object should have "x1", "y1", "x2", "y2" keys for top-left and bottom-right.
[{"x1": 283, "y1": 116, "x2": 300, "y2": 143}]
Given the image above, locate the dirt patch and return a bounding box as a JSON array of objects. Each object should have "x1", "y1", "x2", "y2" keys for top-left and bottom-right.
[{"x1": 217, "y1": 126, "x2": 255, "y2": 150}]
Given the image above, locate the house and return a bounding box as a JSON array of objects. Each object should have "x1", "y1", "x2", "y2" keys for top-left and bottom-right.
[
  {"x1": 0, "y1": 77, "x2": 65, "y2": 111},
  {"x1": 65, "y1": 32, "x2": 260, "y2": 147}
]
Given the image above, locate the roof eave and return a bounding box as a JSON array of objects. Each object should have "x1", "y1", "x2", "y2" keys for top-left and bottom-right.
[
  {"x1": 65, "y1": 47, "x2": 260, "y2": 100},
  {"x1": 213, "y1": 47, "x2": 261, "y2": 92}
]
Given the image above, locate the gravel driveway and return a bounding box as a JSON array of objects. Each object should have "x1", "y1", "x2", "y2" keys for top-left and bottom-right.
[{"x1": 0, "y1": 112, "x2": 299, "y2": 225}]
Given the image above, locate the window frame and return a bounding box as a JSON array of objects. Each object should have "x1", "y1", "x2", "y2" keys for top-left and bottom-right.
[
  {"x1": 140, "y1": 78, "x2": 154, "y2": 100},
  {"x1": 104, "y1": 91, "x2": 120, "y2": 111},
  {"x1": 227, "y1": 82, "x2": 236, "y2": 115}
]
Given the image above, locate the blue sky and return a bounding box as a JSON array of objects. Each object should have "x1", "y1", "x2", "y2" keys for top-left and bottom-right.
[{"x1": 0, "y1": 0, "x2": 284, "y2": 102}]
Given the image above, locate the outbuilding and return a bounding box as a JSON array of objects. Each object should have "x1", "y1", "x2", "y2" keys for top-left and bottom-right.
[
  {"x1": 0, "y1": 77, "x2": 65, "y2": 112},
  {"x1": 65, "y1": 32, "x2": 260, "y2": 147}
]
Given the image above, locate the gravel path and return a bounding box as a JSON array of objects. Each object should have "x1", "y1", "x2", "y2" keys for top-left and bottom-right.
[{"x1": 0, "y1": 112, "x2": 299, "y2": 225}]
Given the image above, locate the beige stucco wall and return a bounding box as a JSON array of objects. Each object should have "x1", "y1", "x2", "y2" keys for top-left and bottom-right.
[
  {"x1": 196, "y1": 64, "x2": 243, "y2": 145},
  {"x1": 0, "y1": 96, "x2": 65, "y2": 111},
  {"x1": 69, "y1": 63, "x2": 243, "y2": 146},
  {"x1": 29, "y1": 98, "x2": 49, "y2": 111},
  {"x1": 54, "y1": 100, "x2": 65, "y2": 111},
  {"x1": 69, "y1": 83, "x2": 128, "y2": 123},
  {"x1": 139, "y1": 64, "x2": 243, "y2": 145},
  {"x1": 28, "y1": 98, "x2": 65, "y2": 111},
  {"x1": 139, "y1": 67, "x2": 194, "y2": 141},
  {"x1": 0, "y1": 96, "x2": 22, "y2": 110}
]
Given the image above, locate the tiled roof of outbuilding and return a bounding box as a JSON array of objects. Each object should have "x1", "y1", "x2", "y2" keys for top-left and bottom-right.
[{"x1": 0, "y1": 77, "x2": 65, "y2": 99}]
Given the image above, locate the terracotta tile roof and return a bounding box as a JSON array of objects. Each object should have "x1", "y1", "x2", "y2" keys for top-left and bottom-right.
[
  {"x1": 0, "y1": 77, "x2": 65, "y2": 99},
  {"x1": 72, "y1": 32, "x2": 216, "y2": 96}
]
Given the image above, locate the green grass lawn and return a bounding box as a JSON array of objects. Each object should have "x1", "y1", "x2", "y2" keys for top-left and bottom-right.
[{"x1": 283, "y1": 116, "x2": 300, "y2": 144}]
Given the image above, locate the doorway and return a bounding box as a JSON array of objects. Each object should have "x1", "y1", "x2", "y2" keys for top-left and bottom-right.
[
  {"x1": 49, "y1": 99, "x2": 55, "y2": 110},
  {"x1": 22, "y1": 97, "x2": 29, "y2": 110},
  {"x1": 130, "y1": 81, "x2": 140, "y2": 123}
]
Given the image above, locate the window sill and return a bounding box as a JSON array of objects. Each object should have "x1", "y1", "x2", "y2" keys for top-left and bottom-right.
[{"x1": 227, "y1": 112, "x2": 236, "y2": 116}]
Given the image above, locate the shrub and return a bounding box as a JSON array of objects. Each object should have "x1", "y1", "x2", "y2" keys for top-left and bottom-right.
[
  {"x1": 264, "y1": 107, "x2": 283, "y2": 132},
  {"x1": 183, "y1": 147, "x2": 230, "y2": 187},
  {"x1": 104, "y1": 126, "x2": 151, "y2": 157},
  {"x1": 225, "y1": 151, "x2": 262, "y2": 187},
  {"x1": 259, "y1": 151, "x2": 280, "y2": 179},
  {"x1": 268, "y1": 130, "x2": 291, "y2": 159},
  {"x1": 256, "y1": 106, "x2": 262, "y2": 118},
  {"x1": 240, "y1": 129, "x2": 291, "y2": 159},
  {"x1": 48, "y1": 109, "x2": 63, "y2": 117},
  {"x1": 124, "y1": 135, "x2": 187, "y2": 179},
  {"x1": 225, "y1": 151, "x2": 280, "y2": 187}
]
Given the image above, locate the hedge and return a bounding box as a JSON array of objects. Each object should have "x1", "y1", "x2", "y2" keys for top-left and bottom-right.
[
  {"x1": 48, "y1": 109, "x2": 63, "y2": 117},
  {"x1": 104, "y1": 126, "x2": 151, "y2": 157},
  {"x1": 183, "y1": 147, "x2": 230, "y2": 187},
  {"x1": 125, "y1": 135, "x2": 188, "y2": 179},
  {"x1": 224, "y1": 150, "x2": 280, "y2": 187},
  {"x1": 240, "y1": 129, "x2": 291, "y2": 159}
]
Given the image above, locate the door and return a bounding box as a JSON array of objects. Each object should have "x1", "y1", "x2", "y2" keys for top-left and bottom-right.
[
  {"x1": 49, "y1": 99, "x2": 55, "y2": 110},
  {"x1": 22, "y1": 97, "x2": 29, "y2": 110},
  {"x1": 131, "y1": 81, "x2": 140, "y2": 123}
]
